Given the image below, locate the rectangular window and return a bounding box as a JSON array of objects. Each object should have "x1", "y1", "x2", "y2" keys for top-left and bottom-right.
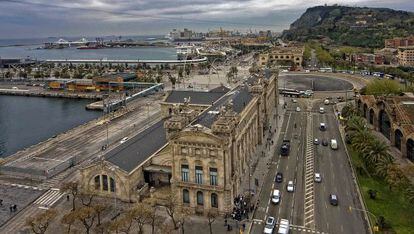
[
  {"x1": 210, "y1": 168, "x2": 218, "y2": 186},
  {"x1": 195, "y1": 166, "x2": 203, "y2": 184},
  {"x1": 102, "y1": 175, "x2": 108, "y2": 191},
  {"x1": 181, "y1": 165, "x2": 189, "y2": 182}
]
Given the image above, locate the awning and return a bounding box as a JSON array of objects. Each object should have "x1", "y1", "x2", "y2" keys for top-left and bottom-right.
[{"x1": 144, "y1": 165, "x2": 172, "y2": 174}]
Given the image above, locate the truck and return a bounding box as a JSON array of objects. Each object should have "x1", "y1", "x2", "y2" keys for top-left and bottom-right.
[{"x1": 280, "y1": 140, "x2": 290, "y2": 156}]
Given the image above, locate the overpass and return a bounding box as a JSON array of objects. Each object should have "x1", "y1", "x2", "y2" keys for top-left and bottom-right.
[{"x1": 44, "y1": 57, "x2": 208, "y2": 66}]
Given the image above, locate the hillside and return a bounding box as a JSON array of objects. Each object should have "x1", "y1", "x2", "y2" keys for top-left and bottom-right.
[{"x1": 282, "y1": 5, "x2": 414, "y2": 48}]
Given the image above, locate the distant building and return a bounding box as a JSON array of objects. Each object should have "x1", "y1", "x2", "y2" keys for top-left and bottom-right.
[
  {"x1": 352, "y1": 53, "x2": 385, "y2": 65},
  {"x1": 169, "y1": 29, "x2": 205, "y2": 42},
  {"x1": 397, "y1": 46, "x2": 414, "y2": 67},
  {"x1": 258, "y1": 46, "x2": 304, "y2": 67},
  {"x1": 385, "y1": 36, "x2": 414, "y2": 48}
]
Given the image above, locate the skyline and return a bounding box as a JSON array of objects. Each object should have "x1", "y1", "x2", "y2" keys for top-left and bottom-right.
[{"x1": 1, "y1": 0, "x2": 414, "y2": 39}]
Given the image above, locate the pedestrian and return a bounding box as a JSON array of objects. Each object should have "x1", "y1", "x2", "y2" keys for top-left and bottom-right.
[
  {"x1": 242, "y1": 223, "x2": 246, "y2": 231},
  {"x1": 13, "y1": 204, "x2": 17, "y2": 212},
  {"x1": 66, "y1": 194, "x2": 70, "y2": 201},
  {"x1": 9, "y1": 205, "x2": 12, "y2": 212},
  {"x1": 0, "y1": 199, "x2": 3, "y2": 206},
  {"x1": 224, "y1": 219, "x2": 227, "y2": 226}
]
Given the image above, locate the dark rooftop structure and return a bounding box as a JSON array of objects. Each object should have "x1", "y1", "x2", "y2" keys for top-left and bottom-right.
[
  {"x1": 164, "y1": 88, "x2": 228, "y2": 105},
  {"x1": 105, "y1": 119, "x2": 167, "y2": 173},
  {"x1": 193, "y1": 84, "x2": 253, "y2": 128},
  {"x1": 101, "y1": 72, "x2": 137, "y2": 81}
]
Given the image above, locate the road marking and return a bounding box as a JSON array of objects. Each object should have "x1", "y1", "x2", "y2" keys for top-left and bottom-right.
[{"x1": 303, "y1": 112, "x2": 315, "y2": 229}]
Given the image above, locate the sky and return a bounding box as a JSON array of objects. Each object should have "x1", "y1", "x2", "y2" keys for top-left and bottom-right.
[{"x1": 0, "y1": 0, "x2": 413, "y2": 39}]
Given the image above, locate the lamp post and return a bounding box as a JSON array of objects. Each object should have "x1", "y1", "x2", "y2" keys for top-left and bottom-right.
[{"x1": 349, "y1": 206, "x2": 378, "y2": 232}]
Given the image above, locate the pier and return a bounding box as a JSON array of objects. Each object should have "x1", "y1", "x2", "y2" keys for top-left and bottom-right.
[
  {"x1": 45, "y1": 57, "x2": 208, "y2": 65},
  {"x1": 0, "y1": 88, "x2": 102, "y2": 99}
]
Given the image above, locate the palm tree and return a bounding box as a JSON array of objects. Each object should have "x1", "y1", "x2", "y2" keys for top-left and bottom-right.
[
  {"x1": 351, "y1": 128, "x2": 374, "y2": 153},
  {"x1": 345, "y1": 115, "x2": 366, "y2": 135},
  {"x1": 362, "y1": 139, "x2": 392, "y2": 169}
]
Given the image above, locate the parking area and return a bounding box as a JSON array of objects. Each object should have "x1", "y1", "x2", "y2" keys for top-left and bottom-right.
[{"x1": 0, "y1": 184, "x2": 43, "y2": 226}]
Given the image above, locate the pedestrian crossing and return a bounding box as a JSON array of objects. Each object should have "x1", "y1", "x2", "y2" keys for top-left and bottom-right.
[
  {"x1": 252, "y1": 219, "x2": 328, "y2": 234},
  {"x1": 2, "y1": 182, "x2": 44, "y2": 191},
  {"x1": 34, "y1": 188, "x2": 64, "y2": 209}
]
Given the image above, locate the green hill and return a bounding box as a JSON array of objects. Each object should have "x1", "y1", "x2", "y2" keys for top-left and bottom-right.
[{"x1": 282, "y1": 5, "x2": 414, "y2": 48}]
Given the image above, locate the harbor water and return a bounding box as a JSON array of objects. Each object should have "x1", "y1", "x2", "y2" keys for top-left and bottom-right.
[{"x1": 0, "y1": 96, "x2": 101, "y2": 158}]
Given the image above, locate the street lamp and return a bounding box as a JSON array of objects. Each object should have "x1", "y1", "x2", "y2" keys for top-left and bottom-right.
[{"x1": 349, "y1": 206, "x2": 378, "y2": 232}]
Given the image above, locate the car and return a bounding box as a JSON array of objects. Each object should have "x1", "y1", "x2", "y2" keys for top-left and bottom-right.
[
  {"x1": 12, "y1": 87, "x2": 18, "y2": 90},
  {"x1": 296, "y1": 106, "x2": 301, "y2": 112},
  {"x1": 324, "y1": 99, "x2": 330, "y2": 105},
  {"x1": 329, "y1": 194, "x2": 338, "y2": 206},
  {"x1": 287, "y1": 181, "x2": 294, "y2": 192},
  {"x1": 271, "y1": 189, "x2": 281, "y2": 204},
  {"x1": 292, "y1": 99, "x2": 297, "y2": 103},
  {"x1": 320, "y1": 123, "x2": 327, "y2": 131},
  {"x1": 319, "y1": 107, "x2": 325, "y2": 114},
  {"x1": 275, "y1": 172, "x2": 283, "y2": 183},
  {"x1": 264, "y1": 216, "x2": 275, "y2": 234},
  {"x1": 314, "y1": 138, "x2": 320, "y2": 145},
  {"x1": 322, "y1": 139, "x2": 329, "y2": 146},
  {"x1": 120, "y1": 137, "x2": 129, "y2": 144},
  {"x1": 330, "y1": 139, "x2": 338, "y2": 150},
  {"x1": 278, "y1": 219, "x2": 290, "y2": 234},
  {"x1": 314, "y1": 173, "x2": 322, "y2": 183}
]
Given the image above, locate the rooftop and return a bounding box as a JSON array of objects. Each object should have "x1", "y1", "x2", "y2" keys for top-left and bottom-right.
[
  {"x1": 164, "y1": 87, "x2": 228, "y2": 105},
  {"x1": 105, "y1": 119, "x2": 167, "y2": 173}
]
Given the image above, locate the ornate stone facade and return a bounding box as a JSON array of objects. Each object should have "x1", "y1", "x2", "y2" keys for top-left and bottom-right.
[
  {"x1": 358, "y1": 95, "x2": 414, "y2": 162},
  {"x1": 79, "y1": 72, "x2": 278, "y2": 216}
]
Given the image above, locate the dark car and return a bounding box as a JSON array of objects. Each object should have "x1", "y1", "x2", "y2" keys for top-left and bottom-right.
[
  {"x1": 275, "y1": 172, "x2": 283, "y2": 183},
  {"x1": 329, "y1": 194, "x2": 338, "y2": 206},
  {"x1": 322, "y1": 139, "x2": 329, "y2": 146}
]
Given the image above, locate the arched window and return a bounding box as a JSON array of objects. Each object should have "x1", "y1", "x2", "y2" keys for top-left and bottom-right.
[
  {"x1": 110, "y1": 177, "x2": 115, "y2": 192},
  {"x1": 102, "y1": 175, "x2": 108, "y2": 191},
  {"x1": 197, "y1": 191, "x2": 204, "y2": 205},
  {"x1": 183, "y1": 189, "x2": 190, "y2": 203},
  {"x1": 211, "y1": 193, "x2": 218, "y2": 208},
  {"x1": 94, "y1": 175, "x2": 100, "y2": 190}
]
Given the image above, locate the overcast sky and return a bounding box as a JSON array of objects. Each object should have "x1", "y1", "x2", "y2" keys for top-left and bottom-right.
[{"x1": 0, "y1": 0, "x2": 413, "y2": 39}]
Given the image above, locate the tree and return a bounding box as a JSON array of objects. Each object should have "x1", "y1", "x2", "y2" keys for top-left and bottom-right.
[
  {"x1": 53, "y1": 70, "x2": 61, "y2": 78},
  {"x1": 92, "y1": 203, "x2": 110, "y2": 227},
  {"x1": 79, "y1": 192, "x2": 95, "y2": 207},
  {"x1": 129, "y1": 203, "x2": 151, "y2": 234},
  {"x1": 207, "y1": 211, "x2": 218, "y2": 234},
  {"x1": 405, "y1": 185, "x2": 414, "y2": 204},
  {"x1": 178, "y1": 67, "x2": 184, "y2": 82},
  {"x1": 74, "y1": 206, "x2": 97, "y2": 234},
  {"x1": 162, "y1": 193, "x2": 181, "y2": 230},
  {"x1": 144, "y1": 198, "x2": 162, "y2": 234},
  {"x1": 386, "y1": 164, "x2": 409, "y2": 191},
  {"x1": 365, "y1": 79, "x2": 403, "y2": 96},
  {"x1": 362, "y1": 139, "x2": 393, "y2": 175},
  {"x1": 61, "y1": 210, "x2": 77, "y2": 234},
  {"x1": 168, "y1": 73, "x2": 176, "y2": 88},
  {"x1": 26, "y1": 209, "x2": 57, "y2": 234},
  {"x1": 61, "y1": 182, "x2": 79, "y2": 211},
  {"x1": 108, "y1": 215, "x2": 134, "y2": 234},
  {"x1": 230, "y1": 66, "x2": 238, "y2": 79}
]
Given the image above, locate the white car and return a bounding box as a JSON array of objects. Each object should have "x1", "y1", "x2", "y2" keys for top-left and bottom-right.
[
  {"x1": 271, "y1": 189, "x2": 281, "y2": 204},
  {"x1": 120, "y1": 137, "x2": 129, "y2": 144},
  {"x1": 314, "y1": 138, "x2": 319, "y2": 145},
  {"x1": 278, "y1": 219, "x2": 290, "y2": 234},
  {"x1": 287, "y1": 181, "x2": 294, "y2": 192},
  {"x1": 296, "y1": 106, "x2": 301, "y2": 112},
  {"x1": 314, "y1": 173, "x2": 322, "y2": 183},
  {"x1": 264, "y1": 216, "x2": 275, "y2": 234},
  {"x1": 292, "y1": 99, "x2": 297, "y2": 103}
]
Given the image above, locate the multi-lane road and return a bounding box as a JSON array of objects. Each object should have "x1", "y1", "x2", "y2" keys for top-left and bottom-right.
[{"x1": 251, "y1": 97, "x2": 367, "y2": 234}]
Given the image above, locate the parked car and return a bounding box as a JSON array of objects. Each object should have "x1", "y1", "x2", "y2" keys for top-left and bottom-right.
[
  {"x1": 314, "y1": 138, "x2": 320, "y2": 145},
  {"x1": 278, "y1": 219, "x2": 290, "y2": 234},
  {"x1": 320, "y1": 123, "x2": 327, "y2": 131},
  {"x1": 296, "y1": 106, "x2": 301, "y2": 112},
  {"x1": 322, "y1": 139, "x2": 329, "y2": 146}
]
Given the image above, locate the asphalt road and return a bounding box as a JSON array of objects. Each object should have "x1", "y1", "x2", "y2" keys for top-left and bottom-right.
[{"x1": 250, "y1": 97, "x2": 367, "y2": 234}]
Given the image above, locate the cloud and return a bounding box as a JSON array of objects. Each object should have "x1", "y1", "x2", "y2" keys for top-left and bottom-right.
[{"x1": 0, "y1": 0, "x2": 413, "y2": 38}]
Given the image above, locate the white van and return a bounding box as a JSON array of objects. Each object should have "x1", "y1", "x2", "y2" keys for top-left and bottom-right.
[
  {"x1": 330, "y1": 139, "x2": 338, "y2": 150},
  {"x1": 278, "y1": 219, "x2": 290, "y2": 234},
  {"x1": 271, "y1": 189, "x2": 280, "y2": 204},
  {"x1": 319, "y1": 107, "x2": 325, "y2": 114}
]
